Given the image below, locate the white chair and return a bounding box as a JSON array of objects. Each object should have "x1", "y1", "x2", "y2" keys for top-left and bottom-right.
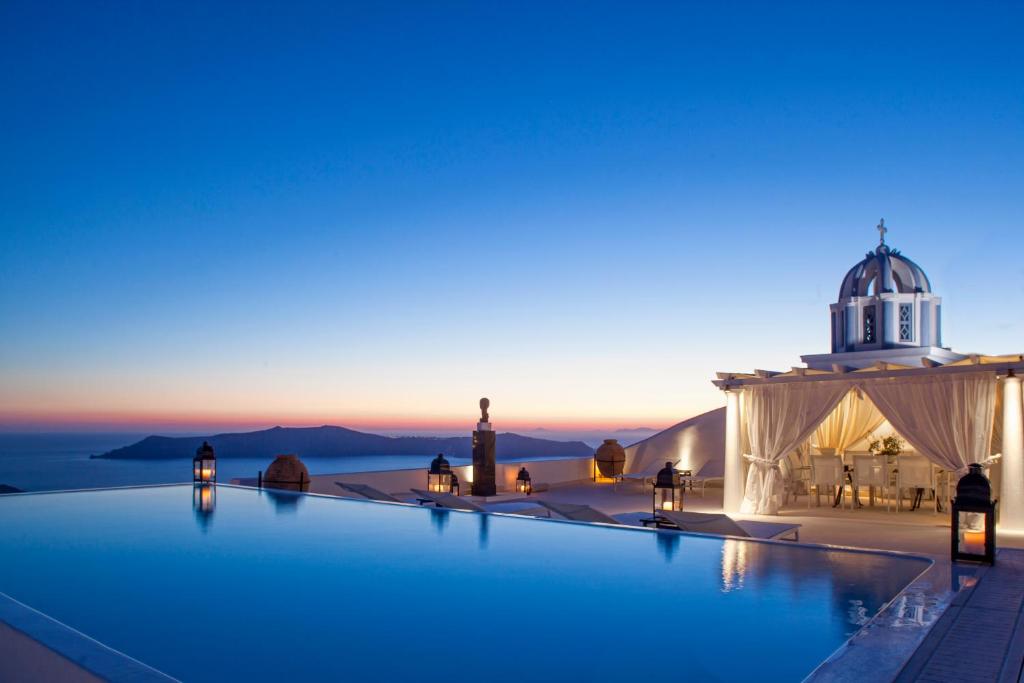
[
  {"x1": 810, "y1": 455, "x2": 847, "y2": 508},
  {"x1": 779, "y1": 452, "x2": 809, "y2": 506},
  {"x1": 852, "y1": 454, "x2": 891, "y2": 511},
  {"x1": 895, "y1": 456, "x2": 936, "y2": 512}
]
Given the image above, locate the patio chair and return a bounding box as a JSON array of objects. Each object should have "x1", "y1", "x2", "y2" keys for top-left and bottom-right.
[
  {"x1": 810, "y1": 454, "x2": 847, "y2": 509},
  {"x1": 851, "y1": 455, "x2": 891, "y2": 511},
  {"x1": 535, "y1": 500, "x2": 622, "y2": 525},
  {"x1": 684, "y1": 460, "x2": 724, "y2": 497},
  {"x1": 410, "y1": 489, "x2": 487, "y2": 512},
  {"x1": 657, "y1": 510, "x2": 800, "y2": 541},
  {"x1": 335, "y1": 482, "x2": 402, "y2": 503},
  {"x1": 895, "y1": 456, "x2": 937, "y2": 513},
  {"x1": 779, "y1": 453, "x2": 808, "y2": 506}
]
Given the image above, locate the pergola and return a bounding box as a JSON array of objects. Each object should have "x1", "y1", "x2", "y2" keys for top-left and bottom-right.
[{"x1": 712, "y1": 354, "x2": 1024, "y2": 531}]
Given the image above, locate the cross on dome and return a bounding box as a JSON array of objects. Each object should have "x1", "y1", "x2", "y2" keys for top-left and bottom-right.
[{"x1": 877, "y1": 218, "x2": 887, "y2": 245}]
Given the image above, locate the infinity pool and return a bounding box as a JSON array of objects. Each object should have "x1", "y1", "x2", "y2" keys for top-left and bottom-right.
[{"x1": 0, "y1": 485, "x2": 928, "y2": 682}]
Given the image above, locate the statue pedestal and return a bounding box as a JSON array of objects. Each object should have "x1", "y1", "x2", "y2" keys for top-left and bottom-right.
[{"x1": 472, "y1": 421, "x2": 497, "y2": 497}]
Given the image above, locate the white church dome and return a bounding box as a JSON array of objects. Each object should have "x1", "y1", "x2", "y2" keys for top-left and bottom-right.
[
  {"x1": 821, "y1": 220, "x2": 944, "y2": 358},
  {"x1": 839, "y1": 232, "x2": 931, "y2": 299}
]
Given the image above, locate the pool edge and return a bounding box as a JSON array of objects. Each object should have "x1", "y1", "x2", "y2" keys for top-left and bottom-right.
[{"x1": 0, "y1": 591, "x2": 179, "y2": 683}]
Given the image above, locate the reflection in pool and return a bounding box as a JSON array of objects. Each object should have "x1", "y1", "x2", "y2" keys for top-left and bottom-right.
[{"x1": 0, "y1": 485, "x2": 928, "y2": 682}]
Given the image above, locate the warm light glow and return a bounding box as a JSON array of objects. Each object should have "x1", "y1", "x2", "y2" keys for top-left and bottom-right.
[
  {"x1": 962, "y1": 529, "x2": 986, "y2": 555},
  {"x1": 661, "y1": 501, "x2": 673, "y2": 511}
]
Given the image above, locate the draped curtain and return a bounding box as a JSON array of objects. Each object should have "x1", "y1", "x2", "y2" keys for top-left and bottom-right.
[
  {"x1": 741, "y1": 382, "x2": 850, "y2": 514},
  {"x1": 813, "y1": 389, "x2": 885, "y2": 454},
  {"x1": 861, "y1": 373, "x2": 997, "y2": 475}
]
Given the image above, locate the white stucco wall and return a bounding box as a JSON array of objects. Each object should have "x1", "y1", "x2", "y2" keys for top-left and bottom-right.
[{"x1": 624, "y1": 407, "x2": 726, "y2": 477}]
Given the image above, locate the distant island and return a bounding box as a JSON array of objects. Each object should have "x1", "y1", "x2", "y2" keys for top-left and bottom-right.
[{"x1": 93, "y1": 425, "x2": 594, "y2": 461}]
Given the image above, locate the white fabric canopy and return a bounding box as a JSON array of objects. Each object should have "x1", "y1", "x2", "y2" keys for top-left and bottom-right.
[
  {"x1": 813, "y1": 388, "x2": 885, "y2": 454},
  {"x1": 740, "y1": 382, "x2": 850, "y2": 514},
  {"x1": 861, "y1": 373, "x2": 997, "y2": 475}
]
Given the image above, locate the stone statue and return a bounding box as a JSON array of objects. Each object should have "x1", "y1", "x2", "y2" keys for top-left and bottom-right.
[{"x1": 479, "y1": 397, "x2": 490, "y2": 423}]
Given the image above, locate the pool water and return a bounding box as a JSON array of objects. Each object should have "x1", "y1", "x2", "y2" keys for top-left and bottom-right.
[{"x1": 0, "y1": 485, "x2": 928, "y2": 682}]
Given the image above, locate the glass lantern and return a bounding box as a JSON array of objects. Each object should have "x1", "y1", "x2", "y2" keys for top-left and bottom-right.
[
  {"x1": 951, "y1": 463, "x2": 996, "y2": 565},
  {"x1": 515, "y1": 467, "x2": 532, "y2": 495},
  {"x1": 653, "y1": 461, "x2": 683, "y2": 515},
  {"x1": 193, "y1": 441, "x2": 216, "y2": 483},
  {"x1": 427, "y1": 453, "x2": 453, "y2": 494},
  {"x1": 450, "y1": 472, "x2": 460, "y2": 497}
]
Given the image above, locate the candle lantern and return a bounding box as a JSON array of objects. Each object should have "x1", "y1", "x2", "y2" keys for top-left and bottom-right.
[
  {"x1": 193, "y1": 441, "x2": 216, "y2": 483},
  {"x1": 653, "y1": 461, "x2": 683, "y2": 515},
  {"x1": 427, "y1": 453, "x2": 453, "y2": 494},
  {"x1": 951, "y1": 463, "x2": 996, "y2": 565},
  {"x1": 450, "y1": 472, "x2": 461, "y2": 497},
  {"x1": 515, "y1": 467, "x2": 532, "y2": 495}
]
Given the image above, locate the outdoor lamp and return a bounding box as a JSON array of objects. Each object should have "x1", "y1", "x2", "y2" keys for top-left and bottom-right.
[
  {"x1": 516, "y1": 467, "x2": 532, "y2": 495},
  {"x1": 193, "y1": 441, "x2": 216, "y2": 483},
  {"x1": 951, "y1": 463, "x2": 996, "y2": 565},
  {"x1": 427, "y1": 453, "x2": 453, "y2": 494},
  {"x1": 653, "y1": 461, "x2": 683, "y2": 515},
  {"x1": 450, "y1": 472, "x2": 460, "y2": 497}
]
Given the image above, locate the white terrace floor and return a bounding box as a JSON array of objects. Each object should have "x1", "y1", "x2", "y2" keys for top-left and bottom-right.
[{"x1": 496, "y1": 480, "x2": 1024, "y2": 560}]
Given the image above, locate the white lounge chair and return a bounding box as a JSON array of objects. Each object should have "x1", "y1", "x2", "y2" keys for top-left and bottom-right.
[
  {"x1": 336, "y1": 482, "x2": 401, "y2": 502},
  {"x1": 657, "y1": 510, "x2": 800, "y2": 541},
  {"x1": 410, "y1": 489, "x2": 487, "y2": 512},
  {"x1": 536, "y1": 500, "x2": 622, "y2": 525},
  {"x1": 622, "y1": 461, "x2": 723, "y2": 497}
]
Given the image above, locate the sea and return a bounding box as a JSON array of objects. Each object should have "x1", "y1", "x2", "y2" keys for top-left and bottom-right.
[{"x1": 0, "y1": 433, "x2": 583, "y2": 493}]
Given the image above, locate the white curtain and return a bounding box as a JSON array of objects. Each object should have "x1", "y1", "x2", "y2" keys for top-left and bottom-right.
[
  {"x1": 813, "y1": 388, "x2": 885, "y2": 454},
  {"x1": 741, "y1": 382, "x2": 850, "y2": 514},
  {"x1": 861, "y1": 373, "x2": 997, "y2": 475}
]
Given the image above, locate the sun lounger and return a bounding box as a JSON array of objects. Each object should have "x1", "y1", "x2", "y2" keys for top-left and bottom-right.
[
  {"x1": 536, "y1": 500, "x2": 622, "y2": 525},
  {"x1": 622, "y1": 462, "x2": 723, "y2": 497},
  {"x1": 335, "y1": 482, "x2": 402, "y2": 503},
  {"x1": 410, "y1": 489, "x2": 487, "y2": 512},
  {"x1": 657, "y1": 510, "x2": 800, "y2": 541}
]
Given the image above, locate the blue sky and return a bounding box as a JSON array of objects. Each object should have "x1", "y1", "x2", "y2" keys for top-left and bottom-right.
[{"x1": 1, "y1": 1, "x2": 1022, "y2": 433}]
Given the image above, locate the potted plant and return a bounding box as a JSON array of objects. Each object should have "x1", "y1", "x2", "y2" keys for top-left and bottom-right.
[{"x1": 869, "y1": 434, "x2": 904, "y2": 459}]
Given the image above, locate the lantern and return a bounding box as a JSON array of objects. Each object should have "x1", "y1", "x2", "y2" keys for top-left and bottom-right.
[
  {"x1": 427, "y1": 453, "x2": 453, "y2": 494},
  {"x1": 516, "y1": 467, "x2": 532, "y2": 495},
  {"x1": 450, "y1": 472, "x2": 461, "y2": 497},
  {"x1": 193, "y1": 441, "x2": 216, "y2": 483},
  {"x1": 653, "y1": 461, "x2": 683, "y2": 515},
  {"x1": 951, "y1": 463, "x2": 996, "y2": 564}
]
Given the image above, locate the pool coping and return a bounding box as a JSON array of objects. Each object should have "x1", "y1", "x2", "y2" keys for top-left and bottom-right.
[
  {"x1": 0, "y1": 591, "x2": 179, "y2": 682},
  {"x1": 2, "y1": 483, "x2": 952, "y2": 682}
]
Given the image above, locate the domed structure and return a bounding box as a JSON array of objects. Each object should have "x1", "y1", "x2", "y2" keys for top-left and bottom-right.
[
  {"x1": 263, "y1": 454, "x2": 310, "y2": 492},
  {"x1": 827, "y1": 221, "x2": 945, "y2": 354},
  {"x1": 838, "y1": 243, "x2": 931, "y2": 299},
  {"x1": 803, "y1": 220, "x2": 965, "y2": 370}
]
